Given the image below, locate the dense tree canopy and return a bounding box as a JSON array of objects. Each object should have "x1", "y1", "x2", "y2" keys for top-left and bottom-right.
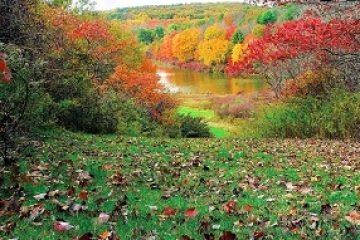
[{"x1": 172, "y1": 28, "x2": 202, "y2": 63}]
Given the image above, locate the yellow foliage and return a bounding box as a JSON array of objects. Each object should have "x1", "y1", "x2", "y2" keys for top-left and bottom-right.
[
  {"x1": 252, "y1": 24, "x2": 265, "y2": 38},
  {"x1": 172, "y1": 28, "x2": 202, "y2": 62},
  {"x1": 231, "y1": 43, "x2": 248, "y2": 63},
  {"x1": 198, "y1": 39, "x2": 230, "y2": 66},
  {"x1": 204, "y1": 25, "x2": 226, "y2": 40}
]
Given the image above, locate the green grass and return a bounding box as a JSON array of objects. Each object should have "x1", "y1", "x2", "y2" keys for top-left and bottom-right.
[
  {"x1": 177, "y1": 106, "x2": 215, "y2": 119},
  {"x1": 177, "y1": 106, "x2": 230, "y2": 138},
  {"x1": 210, "y1": 126, "x2": 229, "y2": 138},
  {"x1": 1, "y1": 129, "x2": 359, "y2": 239}
]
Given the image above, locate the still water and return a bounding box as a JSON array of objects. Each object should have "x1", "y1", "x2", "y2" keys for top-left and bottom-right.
[{"x1": 157, "y1": 66, "x2": 268, "y2": 95}]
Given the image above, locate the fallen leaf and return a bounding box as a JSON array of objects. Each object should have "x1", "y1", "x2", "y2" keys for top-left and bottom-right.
[
  {"x1": 243, "y1": 205, "x2": 253, "y2": 212},
  {"x1": 98, "y1": 213, "x2": 110, "y2": 223},
  {"x1": 180, "y1": 235, "x2": 192, "y2": 240},
  {"x1": 67, "y1": 187, "x2": 75, "y2": 197},
  {"x1": 163, "y1": 207, "x2": 177, "y2": 217},
  {"x1": 223, "y1": 199, "x2": 237, "y2": 214},
  {"x1": 0, "y1": 221, "x2": 16, "y2": 233},
  {"x1": 78, "y1": 232, "x2": 93, "y2": 240},
  {"x1": 33, "y1": 193, "x2": 47, "y2": 201},
  {"x1": 345, "y1": 210, "x2": 360, "y2": 225},
  {"x1": 184, "y1": 208, "x2": 198, "y2": 218},
  {"x1": 54, "y1": 221, "x2": 73, "y2": 232},
  {"x1": 219, "y1": 231, "x2": 237, "y2": 240},
  {"x1": 79, "y1": 191, "x2": 88, "y2": 201}
]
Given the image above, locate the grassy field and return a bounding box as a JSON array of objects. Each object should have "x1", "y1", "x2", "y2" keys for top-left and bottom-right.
[{"x1": 1, "y1": 129, "x2": 359, "y2": 239}]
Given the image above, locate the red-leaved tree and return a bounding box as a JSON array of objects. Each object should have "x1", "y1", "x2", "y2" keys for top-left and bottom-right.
[{"x1": 226, "y1": 17, "x2": 360, "y2": 97}]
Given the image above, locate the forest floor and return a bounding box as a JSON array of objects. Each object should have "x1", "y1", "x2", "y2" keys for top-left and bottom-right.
[{"x1": 1, "y1": 129, "x2": 359, "y2": 239}]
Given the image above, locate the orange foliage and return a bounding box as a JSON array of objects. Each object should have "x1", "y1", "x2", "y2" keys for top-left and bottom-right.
[
  {"x1": 155, "y1": 32, "x2": 177, "y2": 61},
  {"x1": 44, "y1": 7, "x2": 167, "y2": 106},
  {"x1": 243, "y1": 34, "x2": 255, "y2": 45},
  {"x1": 225, "y1": 25, "x2": 237, "y2": 40},
  {"x1": 172, "y1": 28, "x2": 202, "y2": 62},
  {"x1": 224, "y1": 15, "x2": 234, "y2": 26}
]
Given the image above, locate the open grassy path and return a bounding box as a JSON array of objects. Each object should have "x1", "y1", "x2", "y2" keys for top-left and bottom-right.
[{"x1": 1, "y1": 129, "x2": 359, "y2": 239}]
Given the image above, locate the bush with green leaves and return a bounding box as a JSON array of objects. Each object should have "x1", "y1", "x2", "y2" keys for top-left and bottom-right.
[
  {"x1": 231, "y1": 29, "x2": 245, "y2": 44},
  {"x1": 178, "y1": 115, "x2": 212, "y2": 138},
  {"x1": 257, "y1": 10, "x2": 277, "y2": 25},
  {"x1": 254, "y1": 89, "x2": 360, "y2": 139},
  {"x1": 137, "y1": 29, "x2": 155, "y2": 44},
  {"x1": 283, "y1": 4, "x2": 299, "y2": 21},
  {"x1": 0, "y1": 43, "x2": 55, "y2": 164},
  {"x1": 154, "y1": 26, "x2": 165, "y2": 39},
  {"x1": 56, "y1": 90, "x2": 154, "y2": 135}
]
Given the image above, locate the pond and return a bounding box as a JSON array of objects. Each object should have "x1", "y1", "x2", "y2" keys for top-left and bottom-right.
[{"x1": 157, "y1": 65, "x2": 268, "y2": 95}]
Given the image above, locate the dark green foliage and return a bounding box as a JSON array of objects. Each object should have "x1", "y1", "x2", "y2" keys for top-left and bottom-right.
[
  {"x1": 137, "y1": 28, "x2": 155, "y2": 44},
  {"x1": 257, "y1": 10, "x2": 277, "y2": 25},
  {"x1": 178, "y1": 115, "x2": 212, "y2": 138},
  {"x1": 154, "y1": 26, "x2": 165, "y2": 39},
  {"x1": 56, "y1": 91, "x2": 118, "y2": 134},
  {"x1": 255, "y1": 89, "x2": 360, "y2": 139},
  {"x1": 56, "y1": 91, "x2": 163, "y2": 136},
  {"x1": 231, "y1": 29, "x2": 245, "y2": 44}
]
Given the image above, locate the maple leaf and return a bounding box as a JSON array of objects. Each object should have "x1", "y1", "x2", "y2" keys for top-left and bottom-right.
[
  {"x1": 184, "y1": 208, "x2": 198, "y2": 218},
  {"x1": 162, "y1": 207, "x2": 177, "y2": 216},
  {"x1": 79, "y1": 191, "x2": 88, "y2": 201},
  {"x1": 223, "y1": 199, "x2": 237, "y2": 214},
  {"x1": 243, "y1": 205, "x2": 253, "y2": 212}
]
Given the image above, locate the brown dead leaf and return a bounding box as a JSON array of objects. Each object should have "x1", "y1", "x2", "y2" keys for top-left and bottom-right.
[{"x1": 345, "y1": 210, "x2": 360, "y2": 225}]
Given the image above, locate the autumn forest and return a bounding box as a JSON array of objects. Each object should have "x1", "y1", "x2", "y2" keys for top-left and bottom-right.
[{"x1": 0, "y1": 0, "x2": 359, "y2": 239}]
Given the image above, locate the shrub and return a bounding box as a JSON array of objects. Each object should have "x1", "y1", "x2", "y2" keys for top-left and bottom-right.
[
  {"x1": 283, "y1": 4, "x2": 299, "y2": 21},
  {"x1": 0, "y1": 44, "x2": 54, "y2": 164},
  {"x1": 178, "y1": 115, "x2": 212, "y2": 138},
  {"x1": 155, "y1": 26, "x2": 165, "y2": 39},
  {"x1": 137, "y1": 28, "x2": 155, "y2": 44},
  {"x1": 251, "y1": 24, "x2": 265, "y2": 38},
  {"x1": 257, "y1": 10, "x2": 277, "y2": 25},
  {"x1": 254, "y1": 89, "x2": 360, "y2": 139},
  {"x1": 204, "y1": 25, "x2": 225, "y2": 40},
  {"x1": 56, "y1": 90, "x2": 164, "y2": 136},
  {"x1": 231, "y1": 30, "x2": 245, "y2": 44},
  {"x1": 56, "y1": 90, "x2": 118, "y2": 134}
]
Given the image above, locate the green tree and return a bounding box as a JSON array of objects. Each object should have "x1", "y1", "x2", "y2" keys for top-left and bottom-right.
[
  {"x1": 155, "y1": 26, "x2": 165, "y2": 39},
  {"x1": 283, "y1": 4, "x2": 299, "y2": 21},
  {"x1": 137, "y1": 28, "x2": 155, "y2": 44},
  {"x1": 231, "y1": 29, "x2": 245, "y2": 44},
  {"x1": 257, "y1": 10, "x2": 277, "y2": 25},
  {"x1": 169, "y1": 23, "x2": 180, "y2": 31},
  {"x1": 218, "y1": 12, "x2": 224, "y2": 22}
]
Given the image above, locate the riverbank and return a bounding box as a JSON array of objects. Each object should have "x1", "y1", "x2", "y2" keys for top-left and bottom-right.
[
  {"x1": 157, "y1": 65, "x2": 270, "y2": 138},
  {"x1": 1, "y1": 129, "x2": 359, "y2": 239}
]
